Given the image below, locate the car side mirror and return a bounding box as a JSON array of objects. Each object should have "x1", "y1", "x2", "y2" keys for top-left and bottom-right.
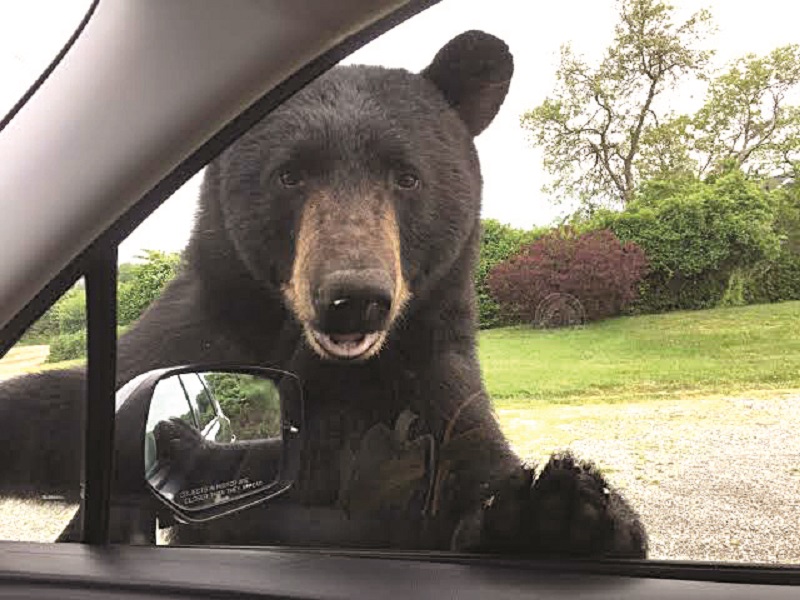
[{"x1": 115, "y1": 365, "x2": 303, "y2": 524}]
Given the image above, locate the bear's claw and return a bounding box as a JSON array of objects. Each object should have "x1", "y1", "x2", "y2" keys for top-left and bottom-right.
[{"x1": 453, "y1": 452, "x2": 648, "y2": 558}]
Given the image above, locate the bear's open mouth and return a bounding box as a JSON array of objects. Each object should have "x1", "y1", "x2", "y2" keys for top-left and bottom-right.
[{"x1": 311, "y1": 330, "x2": 383, "y2": 360}]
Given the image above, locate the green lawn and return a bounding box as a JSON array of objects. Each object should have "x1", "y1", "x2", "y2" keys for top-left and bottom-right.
[
  {"x1": 17, "y1": 301, "x2": 800, "y2": 406},
  {"x1": 479, "y1": 300, "x2": 800, "y2": 407}
]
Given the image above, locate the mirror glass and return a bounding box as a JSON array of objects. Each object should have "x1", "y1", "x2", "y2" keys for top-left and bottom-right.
[{"x1": 144, "y1": 370, "x2": 288, "y2": 517}]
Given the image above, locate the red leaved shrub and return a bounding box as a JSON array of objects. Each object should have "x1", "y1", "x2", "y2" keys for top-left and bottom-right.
[{"x1": 487, "y1": 228, "x2": 648, "y2": 324}]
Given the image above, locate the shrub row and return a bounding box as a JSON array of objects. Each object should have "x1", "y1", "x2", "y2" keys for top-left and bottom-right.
[
  {"x1": 45, "y1": 325, "x2": 130, "y2": 363},
  {"x1": 204, "y1": 373, "x2": 281, "y2": 440},
  {"x1": 488, "y1": 228, "x2": 647, "y2": 324},
  {"x1": 46, "y1": 330, "x2": 86, "y2": 363},
  {"x1": 476, "y1": 220, "x2": 543, "y2": 328},
  {"x1": 590, "y1": 170, "x2": 780, "y2": 313},
  {"x1": 744, "y1": 249, "x2": 800, "y2": 304},
  {"x1": 482, "y1": 170, "x2": 797, "y2": 326}
]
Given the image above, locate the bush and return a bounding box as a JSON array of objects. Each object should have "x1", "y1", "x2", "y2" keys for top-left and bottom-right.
[
  {"x1": 769, "y1": 183, "x2": 800, "y2": 254},
  {"x1": 718, "y1": 267, "x2": 749, "y2": 308},
  {"x1": 45, "y1": 325, "x2": 129, "y2": 364},
  {"x1": 476, "y1": 220, "x2": 543, "y2": 328},
  {"x1": 487, "y1": 228, "x2": 647, "y2": 324},
  {"x1": 118, "y1": 250, "x2": 181, "y2": 327},
  {"x1": 736, "y1": 184, "x2": 800, "y2": 305},
  {"x1": 18, "y1": 284, "x2": 84, "y2": 345},
  {"x1": 46, "y1": 330, "x2": 86, "y2": 363},
  {"x1": 204, "y1": 373, "x2": 281, "y2": 440},
  {"x1": 633, "y1": 269, "x2": 730, "y2": 312},
  {"x1": 18, "y1": 307, "x2": 60, "y2": 345},
  {"x1": 744, "y1": 249, "x2": 800, "y2": 304},
  {"x1": 55, "y1": 288, "x2": 86, "y2": 334},
  {"x1": 590, "y1": 170, "x2": 781, "y2": 312},
  {"x1": 20, "y1": 250, "x2": 178, "y2": 351}
]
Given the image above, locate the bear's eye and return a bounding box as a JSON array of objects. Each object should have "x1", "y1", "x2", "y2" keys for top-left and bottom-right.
[
  {"x1": 394, "y1": 172, "x2": 420, "y2": 190},
  {"x1": 279, "y1": 170, "x2": 303, "y2": 188}
]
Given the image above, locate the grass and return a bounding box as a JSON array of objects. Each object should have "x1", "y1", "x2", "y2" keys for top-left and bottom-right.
[
  {"x1": 0, "y1": 345, "x2": 83, "y2": 381},
  {"x1": 479, "y1": 300, "x2": 800, "y2": 407},
  {"x1": 4, "y1": 301, "x2": 799, "y2": 405}
]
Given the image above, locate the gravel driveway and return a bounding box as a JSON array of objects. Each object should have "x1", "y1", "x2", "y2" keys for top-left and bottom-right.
[
  {"x1": 1, "y1": 392, "x2": 798, "y2": 565},
  {"x1": 499, "y1": 392, "x2": 800, "y2": 564}
]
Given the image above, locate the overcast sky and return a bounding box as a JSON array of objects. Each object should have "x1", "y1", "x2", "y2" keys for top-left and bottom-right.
[{"x1": 2, "y1": 1, "x2": 800, "y2": 262}]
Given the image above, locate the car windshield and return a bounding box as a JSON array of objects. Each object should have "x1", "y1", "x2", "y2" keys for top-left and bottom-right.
[{"x1": 0, "y1": 0, "x2": 799, "y2": 569}]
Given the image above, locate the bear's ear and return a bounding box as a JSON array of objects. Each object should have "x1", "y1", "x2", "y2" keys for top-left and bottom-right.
[{"x1": 421, "y1": 30, "x2": 513, "y2": 137}]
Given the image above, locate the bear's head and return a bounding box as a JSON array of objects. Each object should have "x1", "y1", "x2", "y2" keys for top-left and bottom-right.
[{"x1": 205, "y1": 31, "x2": 513, "y2": 361}]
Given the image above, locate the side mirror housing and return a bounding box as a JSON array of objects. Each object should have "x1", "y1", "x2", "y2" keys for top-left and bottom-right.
[{"x1": 114, "y1": 365, "x2": 303, "y2": 525}]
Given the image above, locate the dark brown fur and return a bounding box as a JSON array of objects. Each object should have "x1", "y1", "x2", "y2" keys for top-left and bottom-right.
[{"x1": 0, "y1": 31, "x2": 647, "y2": 557}]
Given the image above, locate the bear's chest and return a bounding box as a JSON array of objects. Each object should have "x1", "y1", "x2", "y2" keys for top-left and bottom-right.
[{"x1": 291, "y1": 365, "x2": 434, "y2": 508}]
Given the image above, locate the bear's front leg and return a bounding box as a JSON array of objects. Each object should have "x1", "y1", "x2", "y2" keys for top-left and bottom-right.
[
  {"x1": 151, "y1": 417, "x2": 283, "y2": 488},
  {"x1": 451, "y1": 452, "x2": 648, "y2": 558},
  {"x1": 397, "y1": 343, "x2": 647, "y2": 557}
]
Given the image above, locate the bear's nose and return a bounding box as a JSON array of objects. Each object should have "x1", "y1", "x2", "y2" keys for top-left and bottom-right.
[{"x1": 313, "y1": 269, "x2": 393, "y2": 334}]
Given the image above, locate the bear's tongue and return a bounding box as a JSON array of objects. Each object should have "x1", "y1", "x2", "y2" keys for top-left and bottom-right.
[
  {"x1": 329, "y1": 333, "x2": 365, "y2": 344},
  {"x1": 312, "y1": 330, "x2": 381, "y2": 359}
]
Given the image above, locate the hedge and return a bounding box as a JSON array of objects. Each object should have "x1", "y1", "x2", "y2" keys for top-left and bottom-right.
[{"x1": 588, "y1": 170, "x2": 781, "y2": 313}]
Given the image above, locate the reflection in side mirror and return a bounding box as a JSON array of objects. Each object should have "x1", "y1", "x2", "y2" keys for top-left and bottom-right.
[{"x1": 140, "y1": 367, "x2": 302, "y2": 523}]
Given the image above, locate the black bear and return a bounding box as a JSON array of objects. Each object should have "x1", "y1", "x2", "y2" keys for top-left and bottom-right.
[{"x1": 0, "y1": 31, "x2": 647, "y2": 556}]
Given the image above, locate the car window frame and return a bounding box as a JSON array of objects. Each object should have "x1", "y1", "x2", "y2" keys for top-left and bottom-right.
[
  {"x1": 175, "y1": 374, "x2": 203, "y2": 430},
  {"x1": 178, "y1": 373, "x2": 217, "y2": 433}
]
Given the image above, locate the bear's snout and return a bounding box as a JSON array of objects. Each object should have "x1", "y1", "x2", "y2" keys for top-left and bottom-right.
[
  {"x1": 304, "y1": 268, "x2": 396, "y2": 360},
  {"x1": 282, "y1": 190, "x2": 411, "y2": 361},
  {"x1": 313, "y1": 269, "x2": 393, "y2": 335}
]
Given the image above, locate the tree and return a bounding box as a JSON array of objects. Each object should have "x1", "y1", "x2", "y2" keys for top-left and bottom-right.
[
  {"x1": 688, "y1": 45, "x2": 800, "y2": 178},
  {"x1": 522, "y1": 0, "x2": 712, "y2": 210}
]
